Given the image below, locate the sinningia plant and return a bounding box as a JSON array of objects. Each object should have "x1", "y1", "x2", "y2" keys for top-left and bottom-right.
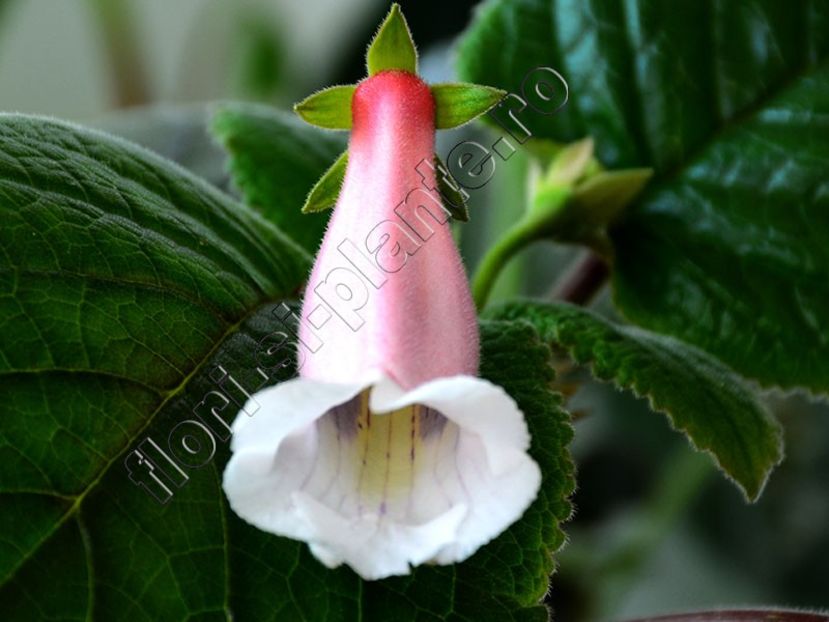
[
  {"x1": 223, "y1": 6, "x2": 540, "y2": 580},
  {"x1": 0, "y1": 2, "x2": 826, "y2": 621}
]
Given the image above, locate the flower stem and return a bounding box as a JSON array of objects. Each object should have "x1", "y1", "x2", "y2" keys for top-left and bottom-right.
[
  {"x1": 472, "y1": 186, "x2": 571, "y2": 310},
  {"x1": 471, "y1": 219, "x2": 538, "y2": 310}
]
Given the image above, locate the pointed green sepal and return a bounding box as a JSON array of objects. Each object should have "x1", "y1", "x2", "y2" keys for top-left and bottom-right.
[
  {"x1": 366, "y1": 4, "x2": 417, "y2": 76},
  {"x1": 432, "y1": 83, "x2": 507, "y2": 129},
  {"x1": 302, "y1": 150, "x2": 348, "y2": 213},
  {"x1": 570, "y1": 168, "x2": 653, "y2": 225},
  {"x1": 294, "y1": 85, "x2": 356, "y2": 130},
  {"x1": 434, "y1": 155, "x2": 470, "y2": 222},
  {"x1": 542, "y1": 137, "x2": 595, "y2": 186}
]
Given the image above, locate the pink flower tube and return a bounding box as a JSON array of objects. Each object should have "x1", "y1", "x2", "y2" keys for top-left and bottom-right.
[{"x1": 223, "y1": 71, "x2": 540, "y2": 580}]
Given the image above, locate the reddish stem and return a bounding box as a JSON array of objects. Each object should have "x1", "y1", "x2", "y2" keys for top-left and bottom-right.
[{"x1": 552, "y1": 251, "x2": 609, "y2": 305}]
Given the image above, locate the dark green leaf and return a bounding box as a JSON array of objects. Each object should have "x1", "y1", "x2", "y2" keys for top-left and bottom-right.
[
  {"x1": 302, "y1": 150, "x2": 348, "y2": 214},
  {"x1": 456, "y1": 0, "x2": 581, "y2": 144},
  {"x1": 458, "y1": 0, "x2": 829, "y2": 392},
  {"x1": 431, "y1": 83, "x2": 506, "y2": 129},
  {"x1": 366, "y1": 3, "x2": 418, "y2": 76},
  {"x1": 211, "y1": 102, "x2": 346, "y2": 252},
  {"x1": 294, "y1": 85, "x2": 356, "y2": 130},
  {"x1": 489, "y1": 301, "x2": 783, "y2": 501},
  {"x1": 611, "y1": 64, "x2": 829, "y2": 393},
  {"x1": 0, "y1": 114, "x2": 313, "y2": 619}
]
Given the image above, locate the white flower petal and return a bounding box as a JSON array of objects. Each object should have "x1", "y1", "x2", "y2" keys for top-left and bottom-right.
[{"x1": 222, "y1": 372, "x2": 541, "y2": 580}]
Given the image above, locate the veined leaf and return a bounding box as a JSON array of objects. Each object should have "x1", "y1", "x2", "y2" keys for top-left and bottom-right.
[
  {"x1": 458, "y1": 0, "x2": 829, "y2": 392},
  {"x1": 489, "y1": 301, "x2": 783, "y2": 501},
  {"x1": 0, "y1": 114, "x2": 311, "y2": 619}
]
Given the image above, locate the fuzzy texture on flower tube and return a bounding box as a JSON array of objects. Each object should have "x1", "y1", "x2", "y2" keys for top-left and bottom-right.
[{"x1": 223, "y1": 70, "x2": 540, "y2": 581}]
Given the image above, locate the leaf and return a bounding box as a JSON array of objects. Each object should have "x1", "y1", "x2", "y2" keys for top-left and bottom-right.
[
  {"x1": 611, "y1": 64, "x2": 829, "y2": 393},
  {"x1": 366, "y1": 3, "x2": 418, "y2": 76},
  {"x1": 0, "y1": 114, "x2": 312, "y2": 618},
  {"x1": 456, "y1": 0, "x2": 582, "y2": 144},
  {"x1": 488, "y1": 301, "x2": 783, "y2": 501},
  {"x1": 211, "y1": 102, "x2": 346, "y2": 252},
  {"x1": 294, "y1": 85, "x2": 356, "y2": 130},
  {"x1": 302, "y1": 150, "x2": 348, "y2": 214},
  {"x1": 431, "y1": 83, "x2": 506, "y2": 129},
  {"x1": 458, "y1": 0, "x2": 829, "y2": 392}
]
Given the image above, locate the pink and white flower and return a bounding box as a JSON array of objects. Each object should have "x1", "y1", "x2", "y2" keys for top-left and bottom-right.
[{"x1": 223, "y1": 70, "x2": 540, "y2": 581}]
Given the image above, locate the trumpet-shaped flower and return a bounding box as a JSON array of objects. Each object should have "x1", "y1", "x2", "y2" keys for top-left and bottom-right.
[{"x1": 223, "y1": 8, "x2": 540, "y2": 582}]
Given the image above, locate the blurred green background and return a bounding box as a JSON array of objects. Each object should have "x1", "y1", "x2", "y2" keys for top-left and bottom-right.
[{"x1": 0, "y1": 1, "x2": 826, "y2": 620}]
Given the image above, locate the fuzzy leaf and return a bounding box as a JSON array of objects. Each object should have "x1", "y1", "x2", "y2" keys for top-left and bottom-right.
[
  {"x1": 489, "y1": 301, "x2": 783, "y2": 501},
  {"x1": 0, "y1": 117, "x2": 575, "y2": 618},
  {"x1": 0, "y1": 154, "x2": 576, "y2": 622}
]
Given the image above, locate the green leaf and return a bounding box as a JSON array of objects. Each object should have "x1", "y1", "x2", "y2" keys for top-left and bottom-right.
[
  {"x1": 211, "y1": 102, "x2": 346, "y2": 252},
  {"x1": 431, "y1": 83, "x2": 506, "y2": 129},
  {"x1": 611, "y1": 64, "x2": 829, "y2": 393},
  {"x1": 488, "y1": 301, "x2": 784, "y2": 501},
  {"x1": 456, "y1": 0, "x2": 580, "y2": 144},
  {"x1": 293, "y1": 85, "x2": 356, "y2": 130},
  {"x1": 366, "y1": 3, "x2": 418, "y2": 76},
  {"x1": 0, "y1": 115, "x2": 574, "y2": 618},
  {"x1": 458, "y1": 0, "x2": 829, "y2": 392},
  {"x1": 302, "y1": 150, "x2": 348, "y2": 214},
  {"x1": 0, "y1": 114, "x2": 313, "y2": 618}
]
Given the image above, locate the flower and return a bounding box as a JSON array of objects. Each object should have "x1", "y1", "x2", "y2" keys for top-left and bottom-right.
[{"x1": 222, "y1": 10, "x2": 540, "y2": 582}]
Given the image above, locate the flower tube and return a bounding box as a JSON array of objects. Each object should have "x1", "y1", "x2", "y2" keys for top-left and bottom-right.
[{"x1": 223, "y1": 6, "x2": 540, "y2": 581}]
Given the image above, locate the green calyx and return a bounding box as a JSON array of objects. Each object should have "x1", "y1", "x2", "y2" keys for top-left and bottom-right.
[
  {"x1": 366, "y1": 3, "x2": 418, "y2": 76},
  {"x1": 432, "y1": 83, "x2": 507, "y2": 129},
  {"x1": 302, "y1": 150, "x2": 348, "y2": 213},
  {"x1": 471, "y1": 137, "x2": 652, "y2": 309},
  {"x1": 294, "y1": 85, "x2": 356, "y2": 130},
  {"x1": 293, "y1": 3, "x2": 505, "y2": 220},
  {"x1": 528, "y1": 138, "x2": 652, "y2": 255}
]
